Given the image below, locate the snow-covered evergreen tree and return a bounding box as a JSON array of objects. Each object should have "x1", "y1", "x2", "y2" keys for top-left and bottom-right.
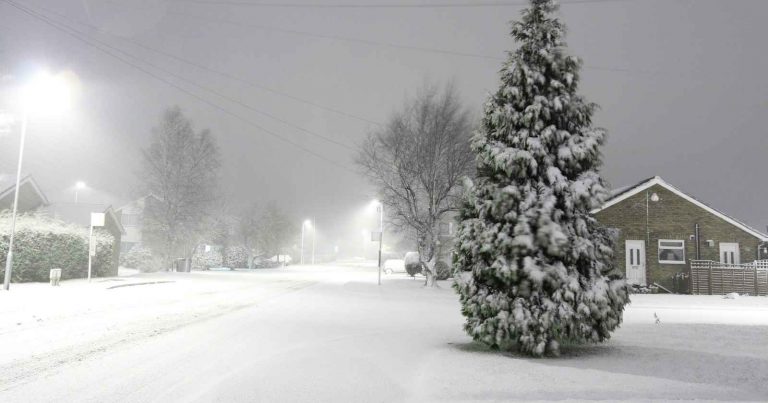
[{"x1": 453, "y1": 0, "x2": 629, "y2": 357}]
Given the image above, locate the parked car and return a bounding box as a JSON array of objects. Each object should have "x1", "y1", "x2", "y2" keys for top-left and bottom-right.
[{"x1": 383, "y1": 259, "x2": 405, "y2": 274}]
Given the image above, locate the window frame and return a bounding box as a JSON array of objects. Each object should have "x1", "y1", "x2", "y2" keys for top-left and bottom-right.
[{"x1": 658, "y1": 239, "x2": 686, "y2": 265}]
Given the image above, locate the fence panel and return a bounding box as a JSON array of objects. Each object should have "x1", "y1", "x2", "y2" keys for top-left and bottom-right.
[{"x1": 689, "y1": 260, "x2": 768, "y2": 296}]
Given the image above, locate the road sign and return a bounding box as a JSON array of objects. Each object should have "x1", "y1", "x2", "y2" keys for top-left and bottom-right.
[{"x1": 91, "y1": 212, "x2": 105, "y2": 227}]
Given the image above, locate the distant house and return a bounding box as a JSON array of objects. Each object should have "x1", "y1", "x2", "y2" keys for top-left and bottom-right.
[
  {"x1": 593, "y1": 176, "x2": 768, "y2": 291},
  {"x1": 1, "y1": 174, "x2": 125, "y2": 277},
  {"x1": 116, "y1": 195, "x2": 162, "y2": 253},
  {"x1": 0, "y1": 174, "x2": 49, "y2": 213}
]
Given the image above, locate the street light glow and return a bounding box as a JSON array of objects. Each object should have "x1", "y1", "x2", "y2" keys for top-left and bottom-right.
[
  {"x1": 303, "y1": 219, "x2": 312, "y2": 229},
  {"x1": 75, "y1": 181, "x2": 86, "y2": 190},
  {"x1": 21, "y1": 70, "x2": 76, "y2": 115}
]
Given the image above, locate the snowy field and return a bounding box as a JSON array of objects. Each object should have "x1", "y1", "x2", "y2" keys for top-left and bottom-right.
[{"x1": 0, "y1": 266, "x2": 767, "y2": 402}]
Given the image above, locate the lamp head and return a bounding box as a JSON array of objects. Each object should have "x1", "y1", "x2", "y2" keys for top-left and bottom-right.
[{"x1": 21, "y1": 69, "x2": 76, "y2": 115}]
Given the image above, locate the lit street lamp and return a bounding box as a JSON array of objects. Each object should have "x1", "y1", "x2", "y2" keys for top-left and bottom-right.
[
  {"x1": 370, "y1": 200, "x2": 384, "y2": 286},
  {"x1": 74, "y1": 181, "x2": 86, "y2": 203},
  {"x1": 300, "y1": 219, "x2": 312, "y2": 265},
  {"x1": 3, "y1": 70, "x2": 73, "y2": 291}
]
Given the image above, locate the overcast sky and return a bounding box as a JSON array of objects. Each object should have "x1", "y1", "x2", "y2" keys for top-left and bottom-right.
[{"x1": 1, "y1": 0, "x2": 767, "y2": 247}]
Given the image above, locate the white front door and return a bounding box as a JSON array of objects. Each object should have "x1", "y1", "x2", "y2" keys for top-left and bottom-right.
[
  {"x1": 719, "y1": 243, "x2": 740, "y2": 265},
  {"x1": 625, "y1": 240, "x2": 646, "y2": 285}
]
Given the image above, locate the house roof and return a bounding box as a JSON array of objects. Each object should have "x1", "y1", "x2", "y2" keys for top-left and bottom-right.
[
  {"x1": 593, "y1": 176, "x2": 768, "y2": 242},
  {"x1": 116, "y1": 194, "x2": 162, "y2": 213},
  {"x1": 41, "y1": 203, "x2": 126, "y2": 235},
  {"x1": 0, "y1": 174, "x2": 49, "y2": 213}
]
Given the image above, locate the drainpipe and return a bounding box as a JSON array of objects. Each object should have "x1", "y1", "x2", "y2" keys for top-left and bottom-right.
[
  {"x1": 645, "y1": 191, "x2": 650, "y2": 245},
  {"x1": 694, "y1": 223, "x2": 701, "y2": 260}
]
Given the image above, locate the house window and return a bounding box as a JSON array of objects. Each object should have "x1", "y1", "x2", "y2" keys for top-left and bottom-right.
[
  {"x1": 658, "y1": 240, "x2": 685, "y2": 264},
  {"x1": 121, "y1": 214, "x2": 141, "y2": 226}
]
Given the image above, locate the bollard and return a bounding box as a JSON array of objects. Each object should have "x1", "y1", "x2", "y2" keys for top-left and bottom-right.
[{"x1": 49, "y1": 268, "x2": 62, "y2": 286}]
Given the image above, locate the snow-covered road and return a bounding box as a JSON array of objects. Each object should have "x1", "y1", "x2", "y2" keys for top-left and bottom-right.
[{"x1": 1, "y1": 266, "x2": 766, "y2": 402}]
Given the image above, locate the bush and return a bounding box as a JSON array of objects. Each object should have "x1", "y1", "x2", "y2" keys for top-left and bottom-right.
[
  {"x1": 0, "y1": 213, "x2": 114, "y2": 282},
  {"x1": 435, "y1": 260, "x2": 451, "y2": 280},
  {"x1": 120, "y1": 246, "x2": 164, "y2": 272},
  {"x1": 404, "y1": 251, "x2": 422, "y2": 277},
  {"x1": 192, "y1": 245, "x2": 222, "y2": 270},
  {"x1": 223, "y1": 246, "x2": 249, "y2": 268}
]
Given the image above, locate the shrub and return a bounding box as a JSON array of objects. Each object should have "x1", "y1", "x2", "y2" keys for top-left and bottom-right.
[
  {"x1": 120, "y1": 246, "x2": 164, "y2": 272},
  {"x1": 223, "y1": 246, "x2": 249, "y2": 268},
  {"x1": 404, "y1": 251, "x2": 422, "y2": 277},
  {"x1": 435, "y1": 260, "x2": 451, "y2": 280},
  {"x1": 192, "y1": 245, "x2": 222, "y2": 270},
  {"x1": 0, "y1": 213, "x2": 114, "y2": 282}
]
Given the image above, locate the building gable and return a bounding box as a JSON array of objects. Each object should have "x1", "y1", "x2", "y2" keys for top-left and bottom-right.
[{"x1": 593, "y1": 176, "x2": 768, "y2": 242}]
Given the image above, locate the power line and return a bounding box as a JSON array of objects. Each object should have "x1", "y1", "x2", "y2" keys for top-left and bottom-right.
[
  {"x1": 171, "y1": 10, "x2": 501, "y2": 61},
  {"x1": 12, "y1": 0, "x2": 358, "y2": 152},
  {"x1": 166, "y1": 10, "x2": 660, "y2": 76},
  {"x1": 169, "y1": 0, "x2": 634, "y2": 9},
  {"x1": 1, "y1": 0, "x2": 359, "y2": 174},
  {"x1": 24, "y1": 1, "x2": 383, "y2": 127},
  {"x1": 29, "y1": 2, "x2": 381, "y2": 127}
]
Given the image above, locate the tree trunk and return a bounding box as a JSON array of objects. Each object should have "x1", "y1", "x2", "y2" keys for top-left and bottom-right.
[{"x1": 418, "y1": 231, "x2": 439, "y2": 288}]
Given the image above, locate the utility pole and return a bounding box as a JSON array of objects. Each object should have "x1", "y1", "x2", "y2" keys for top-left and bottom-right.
[
  {"x1": 311, "y1": 217, "x2": 316, "y2": 265},
  {"x1": 377, "y1": 203, "x2": 383, "y2": 286}
]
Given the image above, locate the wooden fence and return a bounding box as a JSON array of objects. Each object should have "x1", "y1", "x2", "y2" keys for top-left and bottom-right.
[{"x1": 690, "y1": 260, "x2": 768, "y2": 296}]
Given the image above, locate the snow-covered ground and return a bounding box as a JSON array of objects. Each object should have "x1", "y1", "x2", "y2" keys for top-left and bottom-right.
[{"x1": 0, "y1": 266, "x2": 766, "y2": 402}]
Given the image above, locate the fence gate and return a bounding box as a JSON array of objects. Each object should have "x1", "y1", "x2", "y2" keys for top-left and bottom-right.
[{"x1": 690, "y1": 260, "x2": 768, "y2": 296}]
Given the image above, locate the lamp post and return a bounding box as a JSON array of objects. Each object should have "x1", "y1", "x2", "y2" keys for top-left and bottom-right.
[
  {"x1": 2, "y1": 109, "x2": 27, "y2": 291},
  {"x1": 311, "y1": 217, "x2": 316, "y2": 265},
  {"x1": 3, "y1": 70, "x2": 72, "y2": 291},
  {"x1": 300, "y1": 219, "x2": 312, "y2": 265},
  {"x1": 74, "y1": 181, "x2": 86, "y2": 203},
  {"x1": 371, "y1": 200, "x2": 384, "y2": 286}
]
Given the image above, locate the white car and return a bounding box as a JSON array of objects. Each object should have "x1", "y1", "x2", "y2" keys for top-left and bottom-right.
[{"x1": 383, "y1": 259, "x2": 405, "y2": 274}]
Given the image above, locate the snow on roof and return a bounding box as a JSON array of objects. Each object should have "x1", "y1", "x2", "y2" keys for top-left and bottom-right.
[
  {"x1": 0, "y1": 174, "x2": 49, "y2": 210},
  {"x1": 41, "y1": 203, "x2": 125, "y2": 234},
  {"x1": 594, "y1": 176, "x2": 768, "y2": 241}
]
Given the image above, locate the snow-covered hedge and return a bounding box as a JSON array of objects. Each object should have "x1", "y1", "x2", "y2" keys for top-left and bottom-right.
[
  {"x1": 120, "y1": 246, "x2": 164, "y2": 272},
  {"x1": 0, "y1": 213, "x2": 114, "y2": 282},
  {"x1": 223, "y1": 246, "x2": 249, "y2": 268},
  {"x1": 192, "y1": 245, "x2": 222, "y2": 270}
]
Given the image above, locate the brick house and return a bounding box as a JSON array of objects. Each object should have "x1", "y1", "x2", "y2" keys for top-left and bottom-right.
[
  {"x1": 592, "y1": 176, "x2": 768, "y2": 291},
  {"x1": 115, "y1": 194, "x2": 162, "y2": 253}
]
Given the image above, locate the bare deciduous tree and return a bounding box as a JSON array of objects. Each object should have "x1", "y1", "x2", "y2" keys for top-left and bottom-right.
[
  {"x1": 357, "y1": 83, "x2": 474, "y2": 286},
  {"x1": 236, "y1": 202, "x2": 261, "y2": 269},
  {"x1": 255, "y1": 202, "x2": 295, "y2": 262},
  {"x1": 140, "y1": 106, "x2": 221, "y2": 267}
]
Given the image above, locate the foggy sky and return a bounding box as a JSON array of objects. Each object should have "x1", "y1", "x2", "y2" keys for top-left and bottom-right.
[{"x1": 1, "y1": 0, "x2": 767, "y2": 248}]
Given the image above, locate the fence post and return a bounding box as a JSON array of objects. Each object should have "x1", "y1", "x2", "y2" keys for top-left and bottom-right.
[
  {"x1": 756, "y1": 265, "x2": 760, "y2": 296},
  {"x1": 708, "y1": 261, "x2": 713, "y2": 295}
]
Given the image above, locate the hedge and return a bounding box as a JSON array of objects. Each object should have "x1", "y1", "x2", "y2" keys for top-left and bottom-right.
[{"x1": 0, "y1": 213, "x2": 114, "y2": 283}]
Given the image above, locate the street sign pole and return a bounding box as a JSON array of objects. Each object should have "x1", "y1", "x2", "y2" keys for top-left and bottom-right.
[
  {"x1": 88, "y1": 213, "x2": 105, "y2": 282},
  {"x1": 87, "y1": 224, "x2": 94, "y2": 282}
]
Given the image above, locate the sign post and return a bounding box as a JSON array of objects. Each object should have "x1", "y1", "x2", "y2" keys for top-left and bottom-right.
[{"x1": 88, "y1": 213, "x2": 105, "y2": 282}]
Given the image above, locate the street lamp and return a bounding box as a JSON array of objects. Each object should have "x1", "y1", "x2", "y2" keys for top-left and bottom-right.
[
  {"x1": 301, "y1": 219, "x2": 312, "y2": 265},
  {"x1": 3, "y1": 70, "x2": 73, "y2": 291},
  {"x1": 74, "y1": 181, "x2": 86, "y2": 203},
  {"x1": 370, "y1": 199, "x2": 384, "y2": 286}
]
